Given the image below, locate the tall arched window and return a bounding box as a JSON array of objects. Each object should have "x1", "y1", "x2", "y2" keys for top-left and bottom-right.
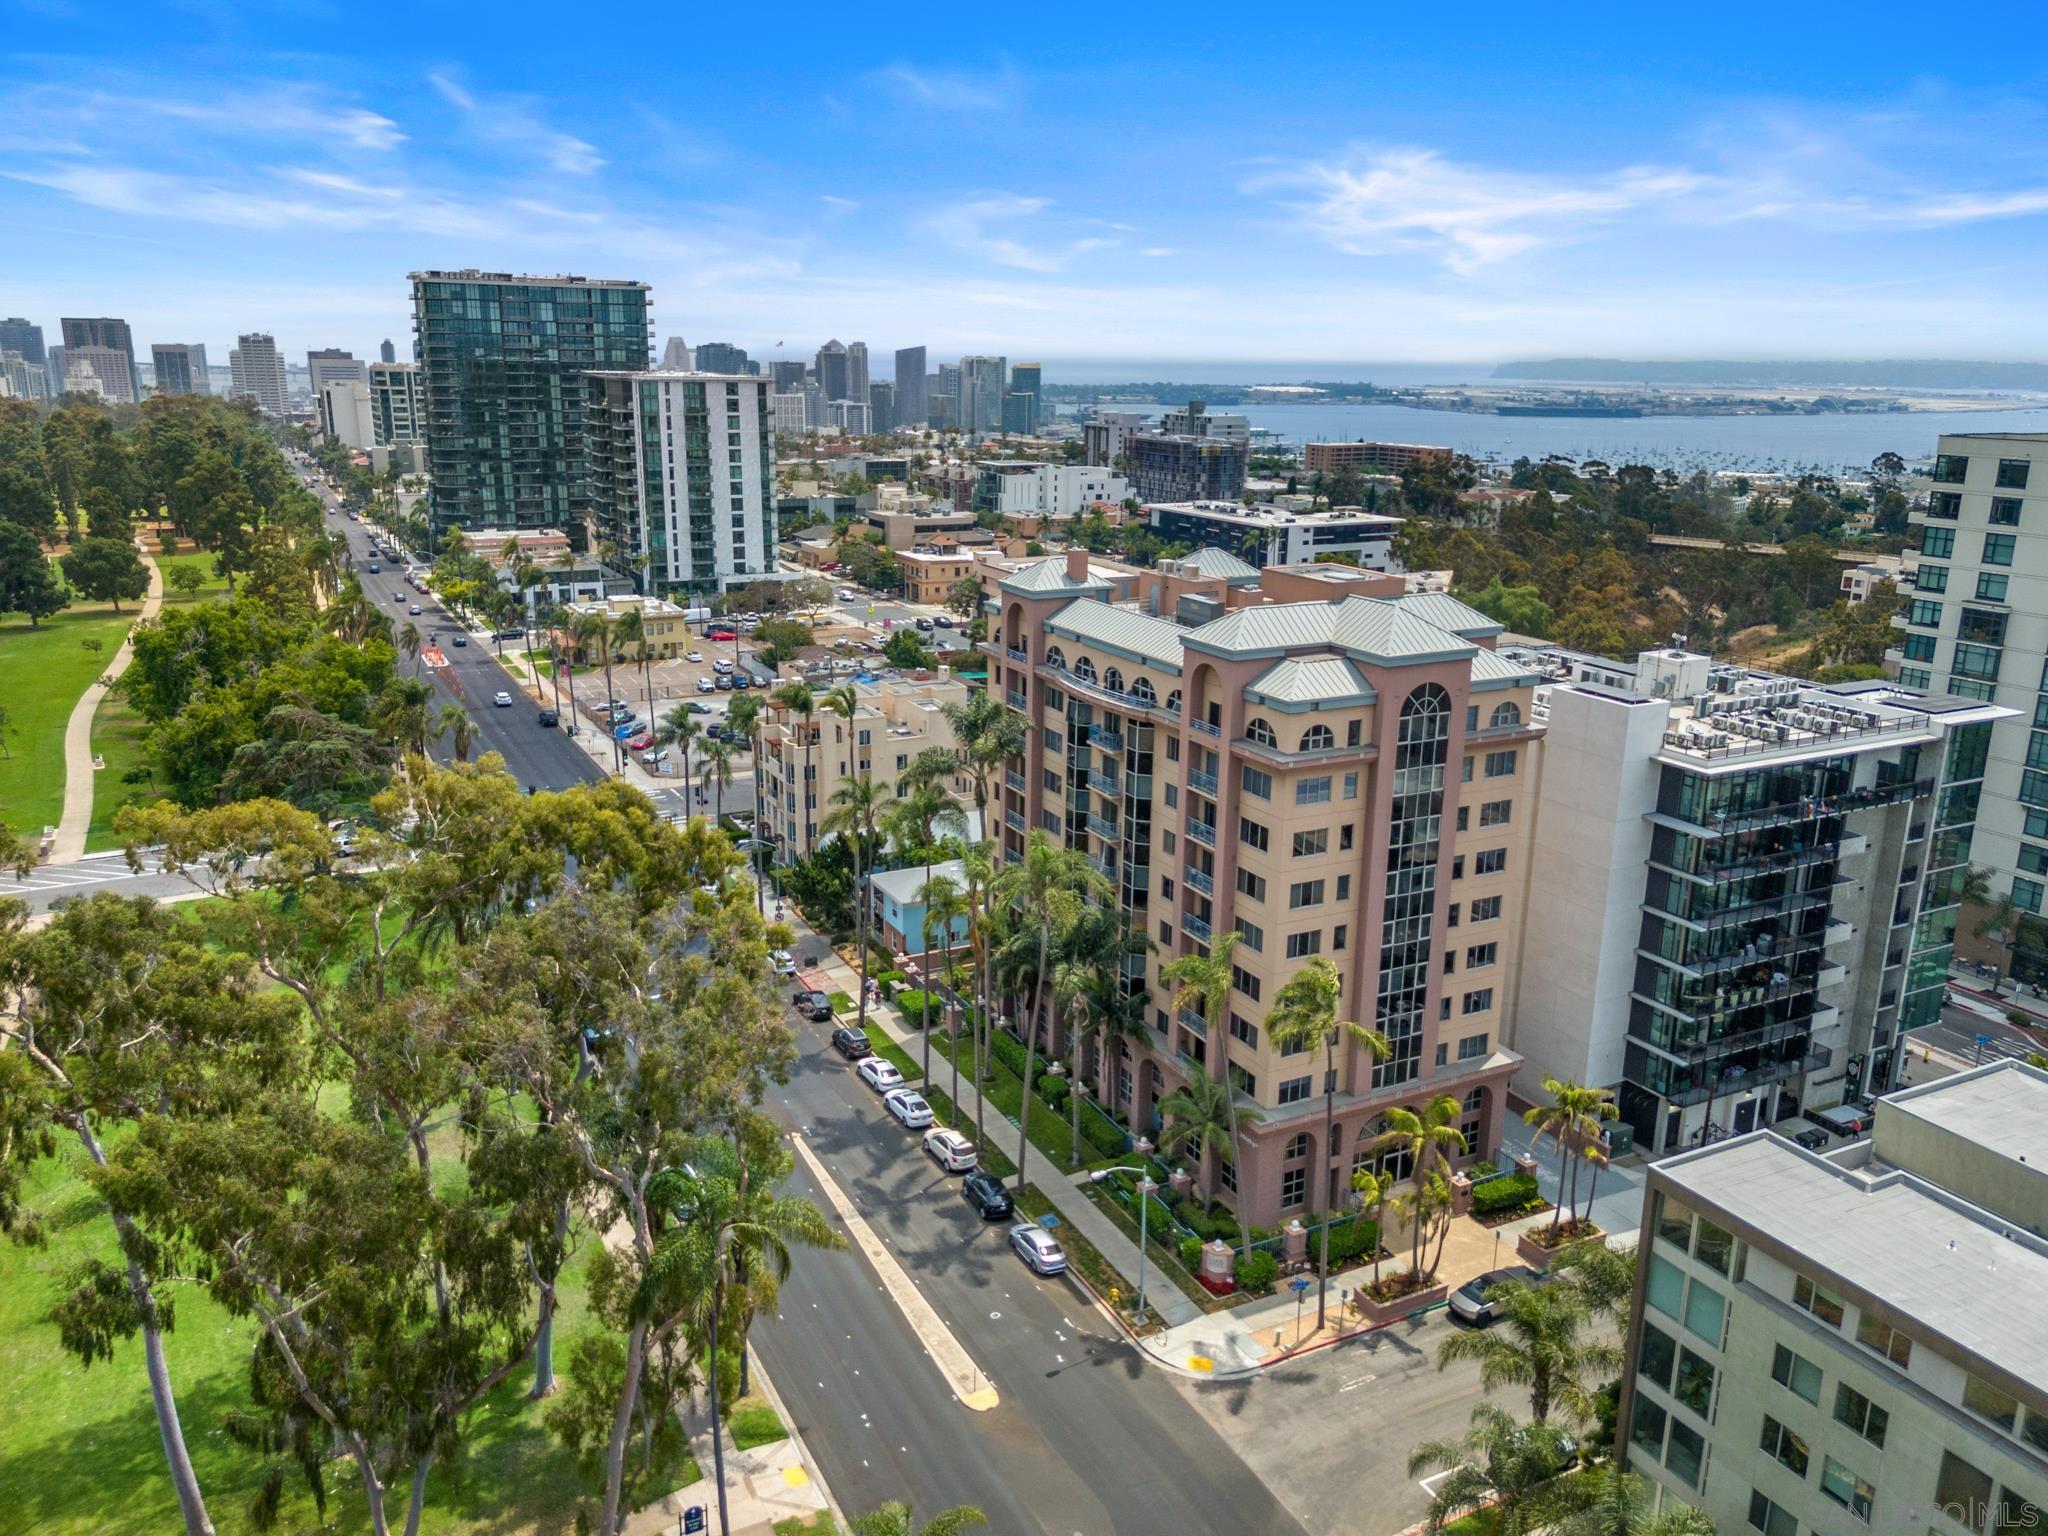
[
  {"x1": 1489, "y1": 701, "x2": 1522, "y2": 728},
  {"x1": 1246, "y1": 717, "x2": 1277, "y2": 746},
  {"x1": 1131, "y1": 676, "x2": 1157, "y2": 705},
  {"x1": 1045, "y1": 645, "x2": 1066, "y2": 670},
  {"x1": 1074, "y1": 657, "x2": 1097, "y2": 685},
  {"x1": 1104, "y1": 666, "x2": 1125, "y2": 695},
  {"x1": 1299, "y1": 723, "x2": 1335, "y2": 751}
]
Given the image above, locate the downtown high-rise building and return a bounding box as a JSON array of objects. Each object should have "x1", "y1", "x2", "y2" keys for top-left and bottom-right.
[
  {"x1": 960, "y1": 354, "x2": 1007, "y2": 432},
  {"x1": 868, "y1": 380, "x2": 895, "y2": 433},
  {"x1": 150, "y1": 343, "x2": 210, "y2": 395},
  {"x1": 846, "y1": 341, "x2": 869, "y2": 403},
  {"x1": 583, "y1": 369, "x2": 777, "y2": 597},
  {"x1": 694, "y1": 341, "x2": 751, "y2": 374},
  {"x1": 0, "y1": 318, "x2": 46, "y2": 372},
  {"x1": 770, "y1": 359, "x2": 807, "y2": 393},
  {"x1": 815, "y1": 339, "x2": 851, "y2": 403},
  {"x1": 229, "y1": 333, "x2": 289, "y2": 416},
  {"x1": 307, "y1": 348, "x2": 367, "y2": 397},
  {"x1": 661, "y1": 336, "x2": 693, "y2": 369},
  {"x1": 368, "y1": 362, "x2": 423, "y2": 444},
  {"x1": 894, "y1": 345, "x2": 927, "y2": 427},
  {"x1": 380, "y1": 338, "x2": 398, "y2": 364},
  {"x1": 60, "y1": 316, "x2": 141, "y2": 403},
  {"x1": 409, "y1": 269, "x2": 652, "y2": 545}
]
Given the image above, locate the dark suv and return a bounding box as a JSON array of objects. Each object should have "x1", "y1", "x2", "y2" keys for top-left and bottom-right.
[
  {"x1": 831, "y1": 1026, "x2": 871, "y2": 1059},
  {"x1": 962, "y1": 1171, "x2": 1013, "y2": 1220},
  {"x1": 791, "y1": 988, "x2": 832, "y2": 1022},
  {"x1": 536, "y1": 708, "x2": 559, "y2": 728}
]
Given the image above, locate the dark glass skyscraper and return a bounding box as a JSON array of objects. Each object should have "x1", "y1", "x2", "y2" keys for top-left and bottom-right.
[{"x1": 409, "y1": 270, "x2": 652, "y2": 546}]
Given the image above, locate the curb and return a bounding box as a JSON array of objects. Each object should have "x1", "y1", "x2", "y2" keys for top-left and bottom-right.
[{"x1": 742, "y1": 1343, "x2": 848, "y2": 1532}]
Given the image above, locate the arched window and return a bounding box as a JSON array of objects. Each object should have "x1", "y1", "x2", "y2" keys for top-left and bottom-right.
[
  {"x1": 1164, "y1": 689, "x2": 1182, "y2": 715},
  {"x1": 1131, "y1": 676, "x2": 1157, "y2": 705},
  {"x1": 1489, "y1": 701, "x2": 1522, "y2": 729},
  {"x1": 1045, "y1": 645, "x2": 1066, "y2": 670},
  {"x1": 1399, "y1": 684, "x2": 1453, "y2": 763},
  {"x1": 1104, "y1": 666, "x2": 1125, "y2": 695},
  {"x1": 1246, "y1": 717, "x2": 1277, "y2": 747},
  {"x1": 1355, "y1": 1114, "x2": 1414, "y2": 1181},
  {"x1": 1299, "y1": 723, "x2": 1335, "y2": 751},
  {"x1": 1074, "y1": 657, "x2": 1097, "y2": 685},
  {"x1": 1284, "y1": 1132, "x2": 1311, "y2": 1160}
]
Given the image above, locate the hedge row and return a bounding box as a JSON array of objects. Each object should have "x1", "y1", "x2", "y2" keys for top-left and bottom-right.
[{"x1": 1471, "y1": 1170, "x2": 1543, "y2": 1216}]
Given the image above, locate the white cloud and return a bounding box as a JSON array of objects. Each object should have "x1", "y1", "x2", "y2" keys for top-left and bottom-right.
[
  {"x1": 1257, "y1": 146, "x2": 1707, "y2": 273},
  {"x1": 428, "y1": 69, "x2": 603, "y2": 175},
  {"x1": 918, "y1": 194, "x2": 1123, "y2": 272},
  {"x1": 820, "y1": 194, "x2": 860, "y2": 216},
  {"x1": 866, "y1": 63, "x2": 1016, "y2": 112}
]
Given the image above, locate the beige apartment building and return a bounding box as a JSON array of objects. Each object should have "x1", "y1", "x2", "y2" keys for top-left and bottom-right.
[
  {"x1": 897, "y1": 546, "x2": 979, "y2": 605},
  {"x1": 983, "y1": 550, "x2": 1539, "y2": 1227},
  {"x1": 760, "y1": 672, "x2": 977, "y2": 861},
  {"x1": 550, "y1": 595, "x2": 693, "y2": 661}
]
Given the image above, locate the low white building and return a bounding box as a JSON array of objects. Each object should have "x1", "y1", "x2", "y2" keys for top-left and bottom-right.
[
  {"x1": 971, "y1": 461, "x2": 1129, "y2": 519},
  {"x1": 320, "y1": 380, "x2": 376, "y2": 450}
]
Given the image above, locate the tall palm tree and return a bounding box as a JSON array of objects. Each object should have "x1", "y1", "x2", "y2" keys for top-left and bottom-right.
[
  {"x1": 1371, "y1": 1095, "x2": 1468, "y2": 1278},
  {"x1": 614, "y1": 606, "x2": 658, "y2": 748},
  {"x1": 821, "y1": 681, "x2": 860, "y2": 778},
  {"x1": 513, "y1": 560, "x2": 547, "y2": 686},
  {"x1": 941, "y1": 691, "x2": 1025, "y2": 852},
  {"x1": 822, "y1": 773, "x2": 888, "y2": 1033},
  {"x1": 655, "y1": 705, "x2": 703, "y2": 808},
  {"x1": 920, "y1": 873, "x2": 968, "y2": 1121},
  {"x1": 991, "y1": 831, "x2": 1111, "y2": 1190},
  {"x1": 1159, "y1": 930, "x2": 1259, "y2": 1252},
  {"x1": 1544, "y1": 1465, "x2": 1717, "y2": 1536},
  {"x1": 574, "y1": 608, "x2": 623, "y2": 773},
  {"x1": 1054, "y1": 907, "x2": 1147, "y2": 1166},
  {"x1": 398, "y1": 619, "x2": 422, "y2": 675},
  {"x1": 770, "y1": 681, "x2": 817, "y2": 860},
  {"x1": 1350, "y1": 1166, "x2": 1397, "y2": 1291},
  {"x1": 1408, "y1": 1402, "x2": 1581, "y2": 1536},
  {"x1": 1523, "y1": 1078, "x2": 1617, "y2": 1241},
  {"x1": 701, "y1": 736, "x2": 736, "y2": 820},
  {"x1": 1156, "y1": 1067, "x2": 1262, "y2": 1231},
  {"x1": 1433, "y1": 1270, "x2": 1624, "y2": 1424},
  {"x1": 885, "y1": 768, "x2": 967, "y2": 1082},
  {"x1": 850, "y1": 1502, "x2": 987, "y2": 1536},
  {"x1": 641, "y1": 1127, "x2": 842, "y2": 1536},
  {"x1": 436, "y1": 702, "x2": 476, "y2": 763},
  {"x1": 1268, "y1": 955, "x2": 1392, "y2": 1331},
  {"x1": 957, "y1": 841, "x2": 999, "y2": 1154},
  {"x1": 727, "y1": 693, "x2": 768, "y2": 912}
]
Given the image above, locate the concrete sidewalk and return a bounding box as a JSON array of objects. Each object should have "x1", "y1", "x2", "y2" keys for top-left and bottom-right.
[
  {"x1": 623, "y1": 1356, "x2": 836, "y2": 1536},
  {"x1": 51, "y1": 542, "x2": 163, "y2": 862}
]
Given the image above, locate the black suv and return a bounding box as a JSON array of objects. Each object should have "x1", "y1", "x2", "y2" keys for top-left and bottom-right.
[
  {"x1": 962, "y1": 1171, "x2": 1013, "y2": 1220},
  {"x1": 791, "y1": 988, "x2": 833, "y2": 1022},
  {"x1": 831, "y1": 1026, "x2": 871, "y2": 1059},
  {"x1": 537, "y1": 708, "x2": 559, "y2": 728}
]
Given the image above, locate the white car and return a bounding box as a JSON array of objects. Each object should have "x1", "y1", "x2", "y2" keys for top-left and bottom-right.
[
  {"x1": 494, "y1": 691, "x2": 513, "y2": 707},
  {"x1": 769, "y1": 949, "x2": 797, "y2": 976},
  {"x1": 696, "y1": 677, "x2": 716, "y2": 693},
  {"x1": 837, "y1": 588, "x2": 859, "y2": 601},
  {"x1": 884, "y1": 1089, "x2": 934, "y2": 1129},
  {"x1": 685, "y1": 651, "x2": 703, "y2": 663},
  {"x1": 1008, "y1": 1223, "x2": 1068, "y2": 1276},
  {"x1": 856, "y1": 1056, "x2": 904, "y2": 1092},
  {"x1": 922, "y1": 1127, "x2": 976, "y2": 1172}
]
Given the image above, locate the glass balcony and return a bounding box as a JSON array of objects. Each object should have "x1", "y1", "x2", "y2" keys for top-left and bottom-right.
[
  {"x1": 1089, "y1": 723, "x2": 1124, "y2": 751},
  {"x1": 1004, "y1": 808, "x2": 1025, "y2": 832},
  {"x1": 1191, "y1": 718, "x2": 1221, "y2": 738},
  {"x1": 1184, "y1": 866, "x2": 1213, "y2": 896},
  {"x1": 1086, "y1": 812, "x2": 1119, "y2": 841},
  {"x1": 1005, "y1": 689, "x2": 1028, "y2": 711},
  {"x1": 1006, "y1": 646, "x2": 1029, "y2": 662},
  {"x1": 1177, "y1": 1006, "x2": 1209, "y2": 1039},
  {"x1": 1189, "y1": 768, "x2": 1219, "y2": 796},
  {"x1": 1186, "y1": 817, "x2": 1216, "y2": 848},
  {"x1": 1184, "y1": 912, "x2": 1213, "y2": 941},
  {"x1": 1005, "y1": 768, "x2": 1026, "y2": 793}
]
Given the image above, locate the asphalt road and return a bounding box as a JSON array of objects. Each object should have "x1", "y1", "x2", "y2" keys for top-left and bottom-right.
[
  {"x1": 1915, "y1": 992, "x2": 2047, "y2": 1065},
  {"x1": 301, "y1": 466, "x2": 601, "y2": 793},
  {"x1": 755, "y1": 977, "x2": 1308, "y2": 1536}
]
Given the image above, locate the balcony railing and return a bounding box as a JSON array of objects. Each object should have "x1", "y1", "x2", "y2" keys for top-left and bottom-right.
[
  {"x1": 1004, "y1": 808, "x2": 1025, "y2": 833},
  {"x1": 1094, "y1": 764, "x2": 1122, "y2": 795},
  {"x1": 1658, "y1": 1046, "x2": 1832, "y2": 1107},
  {"x1": 1005, "y1": 689, "x2": 1028, "y2": 711},
  {"x1": 1186, "y1": 817, "x2": 1217, "y2": 848},
  {"x1": 1184, "y1": 912, "x2": 1213, "y2": 942},
  {"x1": 1177, "y1": 1006, "x2": 1209, "y2": 1039},
  {"x1": 1088, "y1": 724, "x2": 1124, "y2": 752},
  {"x1": 1086, "y1": 812, "x2": 1119, "y2": 841},
  {"x1": 1655, "y1": 777, "x2": 1935, "y2": 837},
  {"x1": 1005, "y1": 768, "x2": 1026, "y2": 793},
  {"x1": 1088, "y1": 853, "x2": 1117, "y2": 882},
  {"x1": 1191, "y1": 718, "x2": 1221, "y2": 738},
  {"x1": 1184, "y1": 865, "x2": 1213, "y2": 896},
  {"x1": 1189, "y1": 768, "x2": 1219, "y2": 796},
  {"x1": 1006, "y1": 646, "x2": 1029, "y2": 663}
]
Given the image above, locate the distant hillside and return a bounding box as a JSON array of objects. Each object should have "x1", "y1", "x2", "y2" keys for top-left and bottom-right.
[{"x1": 1494, "y1": 359, "x2": 2048, "y2": 391}]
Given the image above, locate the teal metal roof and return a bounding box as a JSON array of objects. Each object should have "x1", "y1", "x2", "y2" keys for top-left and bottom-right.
[
  {"x1": 1389, "y1": 592, "x2": 1505, "y2": 641},
  {"x1": 1176, "y1": 547, "x2": 1261, "y2": 583},
  {"x1": 998, "y1": 557, "x2": 1110, "y2": 597},
  {"x1": 1246, "y1": 656, "x2": 1377, "y2": 711},
  {"x1": 1182, "y1": 596, "x2": 1476, "y2": 666},
  {"x1": 1469, "y1": 646, "x2": 1543, "y2": 691},
  {"x1": 1045, "y1": 599, "x2": 1185, "y2": 671}
]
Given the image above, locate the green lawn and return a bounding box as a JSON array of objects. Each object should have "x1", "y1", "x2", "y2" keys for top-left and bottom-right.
[
  {"x1": 0, "y1": 603, "x2": 138, "y2": 838},
  {"x1": 83, "y1": 689, "x2": 157, "y2": 851},
  {"x1": 726, "y1": 1399, "x2": 789, "y2": 1452},
  {"x1": 154, "y1": 550, "x2": 230, "y2": 605},
  {"x1": 0, "y1": 1112, "x2": 690, "y2": 1535}
]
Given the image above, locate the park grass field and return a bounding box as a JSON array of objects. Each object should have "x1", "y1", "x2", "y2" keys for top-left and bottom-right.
[{"x1": 0, "y1": 602, "x2": 137, "y2": 839}]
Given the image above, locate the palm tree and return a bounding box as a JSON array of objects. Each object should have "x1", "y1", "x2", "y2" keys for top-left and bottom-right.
[
  {"x1": 642, "y1": 1128, "x2": 843, "y2": 1536},
  {"x1": 614, "y1": 606, "x2": 658, "y2": 748},
  {"x1": 1350, "y1": 1166, "x2": 1397, "y2": 1291},
  {"x1": 1269, "y1": 954, "x2": 1392, "y2": 1331},
  {"x1": 822, "y1": 681, "x2": 860, "y2": 779},
  {"x1": 823, "y1": 773, "x2": 888, "y2": 1034},
  {"x1": 655, "y1": 705, "x2": 703, "y2": 808},
  {"x1": 1433, "y1": 1270, "x2": 1624, "y2": 1424},
  {"x1": 398, "y1": 619, "x2": 422, "y2": 675},
  {"x1": 957, "y1": 841, "x2": 999, "y2": 1153},
  {"x1": 436, "y1": 702, "x2": 476, "y2": 763},
  {"x1": 1523, "y1": 1078, "x2": 1617, "y2": 1240},
  {"x1": 885, "y1": 770, "x2": 967, "y2": 1084},
  {"x1": 1371, "y1": 1096, "x2": 1469, "y2": 1279},
  {"x1": 1545, "y1": 1465, "x2": 1717, "y2": 1536},
  {"x1": 920, "y1": 874, "x2": 968, "y2": 1121},
  {"x1": 850, "y1": 1502, "x2": 988, "y2": 1536},
  {"x1": 574, "y1": 608, "x2": 623, "y2": 773},
  {"x1": 770, "y1": 681, "x2": 817, "y2": 859},
  {"x1": 1965, "y1": 865, "x2": 2022, "y2": 990},
  {"x1": 1408, "y1": 1401, "x2": 1580, "y2": 1536},
  {"x1": 991, "y1": 832, "x2": 1112, "y2": 1190},
  {"x1": 514, "y1": 560, "x2": 547, "y2": 686},
  {"x1": 941, "y1": 691, "x2": 1025, "y2": 851},
  {"x1": 1054, "y1": 907, "x2": 1146, "y2": 1166},
  {"x1": 1157, "y1": 1066, "x2": 1263, "y2": 1238},
  {"x1": 727, "y1": 693, "x2": 768, "y2": 912},
  {"x1": 1159, "y1": 930, "x2": 1259, "y2": 1252},
  {"x1": 701, "y1": 736, "x2": 736, "y2": 820}
]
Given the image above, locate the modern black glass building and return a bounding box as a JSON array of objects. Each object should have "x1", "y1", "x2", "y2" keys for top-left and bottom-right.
[{"x1": 409, "y1": 270, "x2": 651, "y2": 547}]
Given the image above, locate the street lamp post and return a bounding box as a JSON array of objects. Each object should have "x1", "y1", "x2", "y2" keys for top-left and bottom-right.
[{"x1": 1089, "y1": 1135, "x2": 1157, "y2": 1324}]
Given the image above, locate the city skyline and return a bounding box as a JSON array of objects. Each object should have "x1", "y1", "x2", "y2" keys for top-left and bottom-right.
[{"x1": 8, "y1": 5, "x2": 2048, "y2": 363}]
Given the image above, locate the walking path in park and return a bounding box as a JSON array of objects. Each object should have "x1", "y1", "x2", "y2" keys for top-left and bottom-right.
[{"x1": 50, "y1": 545, "x2": 161, "y2": 863}]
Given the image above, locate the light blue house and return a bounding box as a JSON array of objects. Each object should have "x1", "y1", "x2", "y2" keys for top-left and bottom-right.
[{"x1": 863, "y1": 858, "x2": 970, "y2": 961}]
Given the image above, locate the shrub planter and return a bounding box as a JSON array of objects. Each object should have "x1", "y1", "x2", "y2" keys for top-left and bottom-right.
[
  {"x1": 1197, "y1": 1239, "x2": 1238, "y2": 1295},
  {"x1": 1517, "y1": 1219, "x2": 1605, "y2": 1271},
  {"x1": 1351, "y1": 1273, "x2": 1449, "y2": 1325}
]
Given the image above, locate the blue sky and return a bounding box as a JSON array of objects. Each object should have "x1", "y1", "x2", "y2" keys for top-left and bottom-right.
[{"x1": 6, "y1": 0, "x2": 2048, "y2": 373}]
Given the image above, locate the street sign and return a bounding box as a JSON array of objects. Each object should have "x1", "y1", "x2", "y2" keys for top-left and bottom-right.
[
  {"x1": 1290, "y1": 1276, "x2": 1312, "y2": 1294},
  {"x1": 683, "y1": 1506, "x2": 706, "y2": 1534},
  {"x1": 1039, "y1": 1213, "x2": 1060, "y2": 1229}
]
